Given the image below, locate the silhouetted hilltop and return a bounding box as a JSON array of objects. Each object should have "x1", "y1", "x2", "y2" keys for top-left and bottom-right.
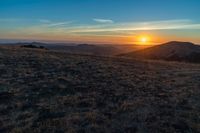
[
  {"x1": 21, "y1": 44, "x2": 47, "y2": 50},
  {"x1": 120, "y1": 41, "x2": 200, "y2": 63}
]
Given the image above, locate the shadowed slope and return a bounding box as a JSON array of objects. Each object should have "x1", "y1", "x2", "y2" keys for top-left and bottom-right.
[
  {"x1": 0, "y1": 46, "x2": 200, "y2": 132},
  {"x1": 121, "y1": 41, "x2": 200, "y2": 62}
]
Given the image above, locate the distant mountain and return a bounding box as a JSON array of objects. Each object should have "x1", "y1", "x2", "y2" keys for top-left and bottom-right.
[
  {"x1": 1, "y1": 42, "x2": 151, "y2": 56},
  {"x1": 0, "y1": 42, "x2": 121, "y2": 56},
  {"x1": 40, "y1": 43, "x2": 152, "y2": 56},
  {"x1": 46, "y1": 43, "x2": 122, "y2": 56},
  {"x1": 120, "y1": 41, "x2": 200, "y2": 63}
]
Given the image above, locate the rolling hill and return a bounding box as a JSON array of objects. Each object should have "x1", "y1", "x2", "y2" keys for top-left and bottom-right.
[
  {"x1": 45, "y1": 43, "x2": 121, "y2": 56},
  {"x1": 0, "y1": 42, "x2": 120, "y2": 56},
  {"x1": 0, "y1": 46, "x2": 200, "y2": 132},
  {"x1": 0, "y1": 42, "x2": 151, "y2": 56},
  {"x1": 121, "y1": 41, "x2": 200, "y2": 63}
]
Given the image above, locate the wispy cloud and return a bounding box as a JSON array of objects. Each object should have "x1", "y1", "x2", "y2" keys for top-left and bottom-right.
[
  {"x1": 45, "y1": 22, "x2": 73, "y2": 27},
  {"x1": 2, "y1": 18, "x2": 198, "y2": 32},
  {"x1": 93, "y1": 18, "x2": 114, "y2": 23},
  {"x1": 1, "y1": 18, "x2": 200, "y2": 43},
  {"x1": 64, "y1": 19, "x2": 200, "y2": 34}
]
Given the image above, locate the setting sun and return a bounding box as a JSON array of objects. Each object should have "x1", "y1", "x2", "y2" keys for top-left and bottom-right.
[
  {"x1": 138, "y1": 35, "x2": 151, "y2": 44},
  {"x1": 1, "y1": 0, "x2": 200, "y2": 132},
  {"x1": 141, "y1": 37, "x2": 148, "y2": 43}
]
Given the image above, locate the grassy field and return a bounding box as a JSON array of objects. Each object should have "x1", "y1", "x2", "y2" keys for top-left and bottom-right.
[{"x1": 0, "y1": 46, "x2": 200, "y2": 133}]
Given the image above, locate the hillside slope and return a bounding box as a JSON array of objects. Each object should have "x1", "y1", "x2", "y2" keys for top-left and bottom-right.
[
  {"x1": 121, "y1": 41, "x2": 200, "y2": 62},
  {"x1": 0, "y1": 46, "x2": 200, "y2": 132}
]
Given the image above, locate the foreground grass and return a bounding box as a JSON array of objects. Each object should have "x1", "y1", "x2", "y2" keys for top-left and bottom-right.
[{"x1": 0, "y1": 46, "x2": 200, "y2": 133}]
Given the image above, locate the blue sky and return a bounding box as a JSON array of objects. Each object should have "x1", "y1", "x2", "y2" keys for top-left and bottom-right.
[{"x1": 0, "y1": 0, "x2": 200, "y2": 44}]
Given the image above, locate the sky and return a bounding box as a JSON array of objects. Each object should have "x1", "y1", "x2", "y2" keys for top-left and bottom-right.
[{"x1": 0, "y1": 0, "x2": 200, "y2": 44}]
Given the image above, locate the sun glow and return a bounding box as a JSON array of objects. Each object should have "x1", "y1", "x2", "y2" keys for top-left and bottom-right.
[
  {"x1": 138, "y1": 35, "x2": 151, "y2": 45},
  {"x1": 141, "y1": 37, "x2": 147, "y2": 43}
]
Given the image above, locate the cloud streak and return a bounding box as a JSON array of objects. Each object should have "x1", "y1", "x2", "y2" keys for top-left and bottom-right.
[
  {"x1": 67, "y1": 19, "x2": 200, "y2": 33},
  {"x1": 1, "y1": 19, "x2": 200, "y2": 43},
  {"x1": 93, "y1": 18, "x2": 114, "y2": 23},
  {"x1": 45, "y1": 21, "x2": 73, "y2": 27}
]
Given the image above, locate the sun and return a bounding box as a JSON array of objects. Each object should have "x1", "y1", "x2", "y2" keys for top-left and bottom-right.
[
  {"x1": 138, "y1": 35, "x2": 151, "y2": 44},
  {"x1": 141, "y1": 37, "x2": 147, "y2": 43}
]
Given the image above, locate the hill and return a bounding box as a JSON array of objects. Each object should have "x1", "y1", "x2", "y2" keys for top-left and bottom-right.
[
  {"x1": 0, "y1": 46, "x2": 200, "y2": 132},
  {"x1": 121, "y1": 41, "x2": 200, "y2": 63},
  {"x1": 47, "y1": 43, "x2": 121, "y2": 56},
  {"x1": 0, "y1": 42, "x2": 151, "y2": 56}
]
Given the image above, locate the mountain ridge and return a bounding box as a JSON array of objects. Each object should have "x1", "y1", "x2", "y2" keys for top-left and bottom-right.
[{"x1": 120, "y1": 41, "x2": 200, "y2": 63}]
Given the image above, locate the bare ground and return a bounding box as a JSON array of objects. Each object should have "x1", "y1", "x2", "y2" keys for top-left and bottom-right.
[{"x1": 0, "y1": 46, "x2": 200, "y2": 133}]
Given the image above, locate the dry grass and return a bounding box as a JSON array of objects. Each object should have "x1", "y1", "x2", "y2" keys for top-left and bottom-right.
[{"x1": 0, "y1": 46, "x2": 200, "y2": 133}]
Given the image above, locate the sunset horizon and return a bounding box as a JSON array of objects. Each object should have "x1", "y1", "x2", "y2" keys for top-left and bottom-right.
[
  {"x1": 1, "y1": 0, "x2": 200, "y2": 45},
  {"x1": 1, "y1": 1, "x2": 200, "y2": 132}
]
